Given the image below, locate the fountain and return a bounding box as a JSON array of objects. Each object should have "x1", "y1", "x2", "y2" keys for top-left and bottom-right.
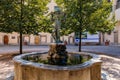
[
  {"x1": 13, "y1": 1, "x2": 102, "y2": 80},
  {"x1": 13, "y1": 52, "x2": 102, "y2": 80}
]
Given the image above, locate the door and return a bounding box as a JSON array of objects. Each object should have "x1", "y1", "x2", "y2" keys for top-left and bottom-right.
[
  {"x1": 40, "y1": 35, "x2": 47, "y2": 44},
  {"x1": 4, "y1": 35, "x2": 9, "y2": 45},
  {"x1": 69, "y1": 36, "x2": 74, "y2": 44},
  {"x1": 35, "y1": 36, "x2": 40, "y2": 45},
  {"x1": 114, "y1": 31, "x2": 118, "y2": 44}
]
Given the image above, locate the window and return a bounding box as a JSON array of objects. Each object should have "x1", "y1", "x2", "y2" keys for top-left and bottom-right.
[
  {"x1": 116, "y1": 0, "x2": 120, "y2": 9},
  {"x1": 117, "y1": 0, "x2": 120, "y2": 2},
  {"x1": 11, "y1": 36, "x2": 15, "y2": 39}
]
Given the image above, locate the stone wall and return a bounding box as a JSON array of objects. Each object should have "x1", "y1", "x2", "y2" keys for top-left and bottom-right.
[
  {"x1": 14, "y1": 61, "x2": 102, "y2": 80},
  {"x1": 13, "y1": 52, "x2": 102, "y2": 80}
]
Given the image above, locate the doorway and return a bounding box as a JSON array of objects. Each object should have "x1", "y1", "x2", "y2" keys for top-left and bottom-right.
[
  {"x1": 35, "y1": 36, "x2": 40, "y2": 45},
  {"x1": 40, "y1": 35, "x2": 47, "y2": 44},
  {"x1": 4, "y1": 35, "x2": 9, "y2": 45},
  {"x1": 68, "y1": 36, "x2": 74, "y2": 44},
  {"x1": 114, "y1": 31, "x2": 118, "y2": 44}
]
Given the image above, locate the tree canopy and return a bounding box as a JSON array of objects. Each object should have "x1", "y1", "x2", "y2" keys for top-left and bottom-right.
[
  {"x1": 55, "y1": 0, "x2": 115, "y2": 34},
  {"x1": 0, "y1": 0, "x2": 115, "y2": 35},
  {"x1": 54, "y1": 0, "x2": 116, "y2": 51},
  {"x1": 0, "y1": 0, "x2": 49, "y2": 34}
]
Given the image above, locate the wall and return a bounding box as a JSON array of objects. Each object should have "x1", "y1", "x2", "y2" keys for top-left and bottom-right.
[
  {"x1": 116, "y1": 21, "x2": 120, "y2": 43},
  {"x1": 0, "y1": 33, "x2": 3, "y2": 45},
  {"x1": 102, "y1": 0, "x2": 120, "y2": 45},
  {"x1": 104, "y1": 33, "x2": 114, "y2": 43},
  {"x1": 115, "y1": 8, "x2": 120, "y2": 21},
  {"x1": 39, "y1": 32, "x2": 51, "y2": 45},
  {"x1": 29, "y1": 34, "x2": 35, "y2": 45},
  {"x1": 8, "y1": 33, "x2": 19, "y2": 45},
  {"x1": 0, "y1": 32, "x2": 75, "y2": 45}
]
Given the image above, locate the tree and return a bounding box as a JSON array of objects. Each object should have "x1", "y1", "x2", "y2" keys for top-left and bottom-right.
[
  {"x1": 0, "y1": 0, "x2": 49, "y2": 53},
  {"x1": 55, "y1": 0, "x2": 115, "y2": 52},
  {"x1": 1, "y1": 0, "x2": 49, "y2": 33},
  {"x1": 0, "y1": 0, "x2": 19, "y2": 32}
]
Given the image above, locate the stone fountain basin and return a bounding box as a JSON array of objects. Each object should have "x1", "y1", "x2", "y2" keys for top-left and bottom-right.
[{"x1": 13, "y1": 52, "x2": 102, "y2": 80}]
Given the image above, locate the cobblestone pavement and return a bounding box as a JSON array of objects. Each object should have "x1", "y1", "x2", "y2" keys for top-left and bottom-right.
[
  {"x1": 67, "y1": 45, "x2": 120, "y2": 58},
  {"x1": 101, "y1": 55, "x2": 120, "y2": 80},
  {"x1": 0, "y1": 56, "x2": 14, "y2": 80},
  {"x1": 0, "y1": 45, "x2": 120, "y2": 80},
  {"x1": 0, "y1": 45, "x2": 49, "y2": 55},
  {"x1": 0, "y1": 45, "x2": 120, "y2": 57},
  {"x1": 0, "y1": 55, "x2": 119, "y2": 80}
]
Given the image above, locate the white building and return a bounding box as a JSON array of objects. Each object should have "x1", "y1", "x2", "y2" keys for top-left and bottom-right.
[
  {"x1": 101, "y1": 0, "x2": 120, "y2": 45},
  {"x1": 0, "y1": 0, "x2": 75, "y2": 45},
  {"x1": 0, "y1": 32, "x2": 75, "y2": 45}
]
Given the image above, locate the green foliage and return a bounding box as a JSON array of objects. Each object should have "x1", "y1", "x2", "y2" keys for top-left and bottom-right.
[
  {"x1": 55, "y1": 0, "x2": 115, "y2": 34},
  {"x1": 1, "y1": 0, "x2": 115, "y2": 35},
  {"x1": 0, "y1": 0, "x2": 19, "y2": 32},
  {"x1": 0, "y1": 0, "x2": 49, "y2": 34}
]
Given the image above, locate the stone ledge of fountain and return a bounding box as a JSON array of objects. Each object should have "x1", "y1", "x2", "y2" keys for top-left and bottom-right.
[{"x1": 13, "y1": 52, "x2": 102, "y2": 80}]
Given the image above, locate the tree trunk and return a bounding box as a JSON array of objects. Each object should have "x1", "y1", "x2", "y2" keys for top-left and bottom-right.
[
  {"x1": 20, "y1": 32, "x2": 23, "y2": 54},
  {"x1": 79, "y1": 30, "x2": 82, "y2": 52},
  {"x1": 19, "y1": 0, "x2": 24, "y2": 54},
  {"x1": 78, "y1": 0, "x2": 82, "y2": 52}
]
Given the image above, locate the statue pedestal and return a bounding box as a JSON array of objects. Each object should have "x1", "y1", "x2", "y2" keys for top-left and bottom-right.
[{"x1": 48, "y1": 43, "x2": 68, "y2": 65}]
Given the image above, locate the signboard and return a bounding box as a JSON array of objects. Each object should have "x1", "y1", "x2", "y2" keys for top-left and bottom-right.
[
  {"x1": 75, "y1": 32, "x2": 87, "y2": 39},
  {"x1": 75, "y1": 32, "x2": 99, "y2": 43}
]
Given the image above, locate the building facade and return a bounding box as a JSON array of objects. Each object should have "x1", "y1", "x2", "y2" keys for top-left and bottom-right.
[
  {"x1": 0, "y1": 32, "x2": 75, "y2": 45},
  {"x1": 0, "y1": 0, "x2": 75, "y2": 46},
  {"x1": 101, "y1": 0, "x2": 120, "y2": 45}
]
